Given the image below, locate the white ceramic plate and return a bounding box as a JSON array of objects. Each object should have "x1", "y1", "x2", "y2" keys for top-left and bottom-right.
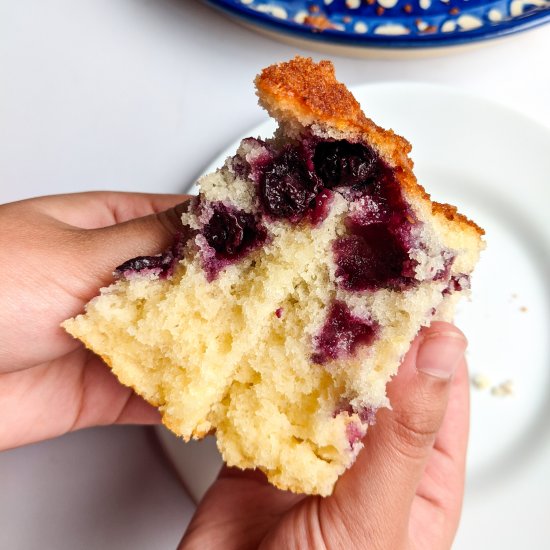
[{"x1": 157, "y1": 83, "x2": 550, "y2": 548}]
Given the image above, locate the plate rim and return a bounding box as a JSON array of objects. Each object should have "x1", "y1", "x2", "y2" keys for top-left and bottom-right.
[{"x1": 203, "y1": 0, "x2": 550, "y2": 49}]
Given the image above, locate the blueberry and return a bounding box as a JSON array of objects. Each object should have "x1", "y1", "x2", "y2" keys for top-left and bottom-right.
[
  {"x1": 200, "y1": 202, "x2": 267, "y2": 280},
  {"x1": 259, "y1": 147, "x2": 320, "y2": 220},
  {"x1": 314, "y1": 140, "x2": 377, "y2": 189},
  {"x1": 115, "y1": 232, "x2": 189, "y2": 279},
  {"x1": 203, "y1": 206, "x2": 262, "y2": 258}
]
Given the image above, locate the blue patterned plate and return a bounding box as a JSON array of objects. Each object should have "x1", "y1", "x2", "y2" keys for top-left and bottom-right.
[{"x1": 203, "y1": 0, "x2": 550, "y2": 50}]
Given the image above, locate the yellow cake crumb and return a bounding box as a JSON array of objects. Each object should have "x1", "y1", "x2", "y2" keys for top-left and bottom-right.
[{"x1": 63, "y1": 58, "x2": 483, "y2": 496}]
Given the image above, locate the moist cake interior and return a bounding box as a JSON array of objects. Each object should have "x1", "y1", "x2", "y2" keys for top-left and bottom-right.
[{"x1": 64, "y1": 57, "x2": 483, "y2": 496}]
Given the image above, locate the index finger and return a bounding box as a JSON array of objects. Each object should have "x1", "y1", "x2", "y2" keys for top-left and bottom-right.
[{"x1": 9, "y1": 191, "x2": 191, "y2": 229}]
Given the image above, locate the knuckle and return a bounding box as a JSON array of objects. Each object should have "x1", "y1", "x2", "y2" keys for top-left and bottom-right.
[{"x1": 387, "y1": 411, "x2": 440, "y2": 459}]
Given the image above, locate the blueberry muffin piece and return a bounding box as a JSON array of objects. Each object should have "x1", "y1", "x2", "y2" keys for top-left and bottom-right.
[{"x1": 64, "y1": 57, "x2": 484, "y2": 496}]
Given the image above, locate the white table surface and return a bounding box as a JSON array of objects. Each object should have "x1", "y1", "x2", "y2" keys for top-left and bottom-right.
[{"x1": 0, "y1": 1, "x2": 549, "y2": 548}]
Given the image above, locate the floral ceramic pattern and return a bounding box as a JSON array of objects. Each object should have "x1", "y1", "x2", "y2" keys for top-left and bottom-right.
[{"x1": 205, "y1": 0, "x2": 550, "y2": 47}]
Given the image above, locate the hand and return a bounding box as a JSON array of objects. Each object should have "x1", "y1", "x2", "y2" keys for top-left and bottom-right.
[
  {"x1": 181, "y1": 323, "x2": 469, "y2": 550},
  {"x1": 0, "y1": 192, "x2": 469, "y2": 549},
  {"x1": 0, "y1": 191, "x2": 188, "y2": 450}
]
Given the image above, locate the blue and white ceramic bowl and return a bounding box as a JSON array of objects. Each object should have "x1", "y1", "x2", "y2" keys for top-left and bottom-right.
[{"x1": 203, "y1": 0, "x2": 550, "y2": 52}]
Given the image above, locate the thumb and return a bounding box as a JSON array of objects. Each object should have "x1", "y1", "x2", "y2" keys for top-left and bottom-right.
[
  {"x1": 78, "y1": 199, "x2": 191, "y2": 288},
  {"x1": 324, "y1": 322, "x2": 467, "y2": 549},
  {"x1": 377, "y1": 321, "x2": 468, "y2": 470}
]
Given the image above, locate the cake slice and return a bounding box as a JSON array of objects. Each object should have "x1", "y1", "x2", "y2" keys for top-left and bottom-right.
[{"x1": 64, "y1": 57, "x2": 484, "y2": 496}]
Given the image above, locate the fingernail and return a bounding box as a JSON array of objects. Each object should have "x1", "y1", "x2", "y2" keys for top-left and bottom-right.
[{"x1": 416, "y1": 331, "x2": 467, "y2": 380}]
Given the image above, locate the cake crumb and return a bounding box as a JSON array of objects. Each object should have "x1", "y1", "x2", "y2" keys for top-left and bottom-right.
[
  {"x1": 471, "y1": 373, "x2": 491, "y2": 391},
  {"x1": 491, "y1": 380, "x2": 515, "y2": 397},
  {"x1": 519, "y1": 306, "x2": 528, "y2": 313},
  {"x1": 63, "y1": 56, "x2": 485, "y2": 498}
]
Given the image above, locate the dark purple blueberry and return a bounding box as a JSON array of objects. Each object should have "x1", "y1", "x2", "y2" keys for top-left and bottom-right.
[
  {"x1": 314, "y1": 140, "x2": 377, "y2": 189},
  {"x1": 334, "y1": 223, "x2": 416, "y2": 291},
  {"x1": 115, "y1": 231, "x2": 189, "y2": 280},
  {"x1": 275, "y1": 307, "x2": 283, "y2": 318},
  {"x1": 203, "y1": 206, "x2": 263, "y2": 259},
  {"x1": 115, "y1": 254, "x2": 171, "y2": 278},
  {"x1": 312, "y1": 301, "x2": 378, "y2": 365},
  {"x1": 259, "y1": 147, "x2": 321, "y2": 220},
  {"x1": 200, "y1": 202, "x2": 267, "y2": 281},
  {"x1": 202, "y1": 208, "x2": 256, "y2": 258}
]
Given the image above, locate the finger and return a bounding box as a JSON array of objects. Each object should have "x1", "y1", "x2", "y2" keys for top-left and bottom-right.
[
  {"x1": 0, "y1": 192, "x2": 191, "y2": 372},
  {"x1": 321, "y1": 322, "x2": 467, "y2": 549},
  {"x1": 181, "y1": 467, "x2": 304, "y2": 550},
  {"x1": 83, "y1": 199, "x2": 190, "y2": 277},
  {"x1": 13, "y1": 191, "x2": 191, "y2": 229},
  {"x1": 0, "y1": 350, "x2": 160, "y2": 451},
  {"x1": 410, "y1": 356, "x2": 470, "y2": 544},
  {"x1": 432, "y1": 356, "x2": 470, "y2": 461},
  {"x1": 59, "y1": 197, "x2": 192, "y2": 304}
]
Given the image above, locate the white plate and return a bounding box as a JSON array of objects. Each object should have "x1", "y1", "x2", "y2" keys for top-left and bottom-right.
[{"x1": 157, "y1": 83, "x2": 550, "y2": 548}]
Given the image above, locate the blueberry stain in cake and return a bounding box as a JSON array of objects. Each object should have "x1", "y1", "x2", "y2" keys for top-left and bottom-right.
[
  {"x1": 443, "y1": 274, "x2": 471, "y2": 295},
  {"x1": 334, "y1": 400, "x2": 377, "y2": 425},
  {"x1": 230, "y1": 137, "x2": 421, "y2": 292},
  {"x1": 346, "y1": 422, "x2": 365, "y2": 448},
  {"x1": 333, "y1": 162, "x2": 420, "y2": 291},
  {"x1": 334, "y1": 223, "x2": 416, "y2": 291},
  {"x1": 232, "y1": 138, "x2": 274, "y2": 182},
  {"x1": 432, "y1": 251, "x2": 455, "y2": 281},
  {"x1": 312, "y1": 301, "x2": 378, "y2": 365},
  {"x1": 199, "y1": 202, "x2": 267, "y2": 281}
]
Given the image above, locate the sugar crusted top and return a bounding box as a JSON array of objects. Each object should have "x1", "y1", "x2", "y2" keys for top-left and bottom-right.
[
  {"x1": 255, "y1": 56, "x2": 484, "y2": 238},
  {"x1": 256, "y1": 57, "x2": 369, "y2": 132}
]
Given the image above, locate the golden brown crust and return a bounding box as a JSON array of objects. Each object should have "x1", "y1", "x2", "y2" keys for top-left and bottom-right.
[
  {"x1": 256, "y1": 56, "x2": 412, "y2": 169},
  {"x1": 256, "y1": 56, "x2": 484, "y2": 239},
  {"x1": 256, "y1": 57, "x2": 368, "y2": 131},
  {"x1": 432, "y1": 201, "x2": 485, "y2": 236}
]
